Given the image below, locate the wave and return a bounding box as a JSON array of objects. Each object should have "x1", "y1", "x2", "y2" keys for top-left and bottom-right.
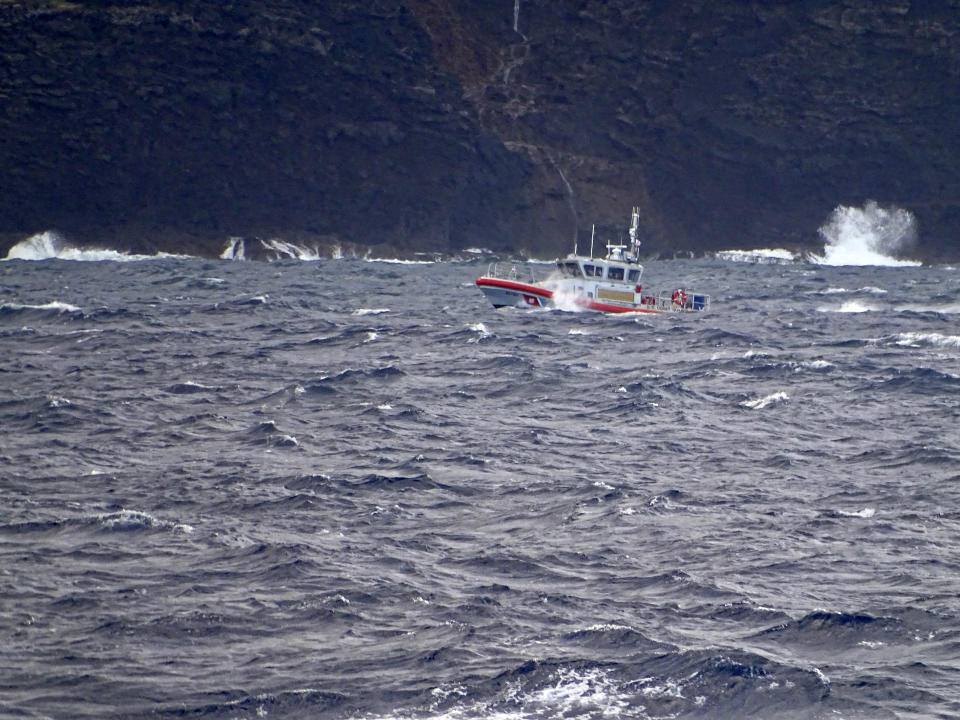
[
  {"x1": 364, "y1": 257, "x2": 438, "y2": 265},
  {"x1": 304, "y1": 366, "x2": 406, "y2": 394},
  {"x1": 258, "y1": 238, "x2": 324, "y2": 261},
  {"x1": 346, "y1": 652, "x2": 837, "y2": 720},
  {"x1": 816, "y1": 299, "x2": 882, "y2": 313},
  {"x1": 245, "y1": 420, "x2": 300, "y2": 448},
  {"x1": 749, "y1": 608, "x2": 952, "y2": 657},
  {"x1": 863, "y1": 365, "x2": 960, "y2": 394},
  {"x1": 885, "y1": 331, "x2": 960, "y2": 349},
  {"x1": 0, "y1": 300, "x2": 81, "y2": 314},
  {"x1": 221, "y1": 237, "x2": 444, "y2": 263},
  {"x1": 806, "y1": 286, "x2": 888, "y2": 296},
  {"x1": 96, "y1": 508, "x2": 194, "y2": 533},
  {"x1": 812, "y1": 201, "x2": 922, "y2": 266},
  {"x1": 353, "y1": 308, "x2": 391, "y2": 316},
  {"x1": 717, "y1": 202, "x2": 924, "y2": 266},
  {"x1": 740, "y1": 391, "x2": 789, "y2": 409},
  {"x1": 221, "y1": 236, "x2": 327, "y2": 261},
  {"x1": 4, "y1": 230, "x2": 192, "y2": 262},
  {"x1": 714, "y1": 248, "x2": 798, "y2": 264},
  {"x1": 893, "y1": 301, "x2": 960, "y2": 315}
]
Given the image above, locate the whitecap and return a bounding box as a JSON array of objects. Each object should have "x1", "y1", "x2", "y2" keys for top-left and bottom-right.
[
  {"x1": 812, "y1": 287, "x2": 851, "y2": 295},
  {"x1": 641, "y1": 678, "x2": 687, "y2": 699},
  {"x1": 715, "y1": 248, "x2": 797, "y2": 264},
  {"x1": 817, "y1": 299, "x2": 877, "y2": 313},
  {"x1": 2, "y1": 301, "x2": 81, "y2": 313},
  {"x1": 526, "y1": 667, "x2": 631, "y2": 717},
  {"x1": 97, "y1": 509, "x2": 160, "y2": 531},
  {"x1": 811, "y1": 666, "x2": 830, "y2": 685},
  {"x1": 894, "y1": 302, "x2": 960, "y2": 314},
  {"x1": 582, "y1": 623, "x2": 634, "y2": 632},
  {"x1": 467, "y1": 323, "x2": 491, "y2": 342},
  {"x1": 740, "y1": 391, "x2": 789, "y2": 409},
  {"x1": 352, "y1": 308, "x2": 390, "y2": 316},
  {"x1": 891, "y1": 332, "x2": 960, "y2": 349},
  {"x1": 364, "y1": 257, "x2": 436, "y2": 265},
  {"x1": 648, "y1": 494, "x2": 678, "y2": 510},
  {"x1": 838, "y1": 508, "x2": 876, "y2": 518}
]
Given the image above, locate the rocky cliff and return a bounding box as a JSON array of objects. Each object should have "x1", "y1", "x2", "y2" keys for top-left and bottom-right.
[{"x1": 2, "y1": 0, "x2": 959, "y2": 261}]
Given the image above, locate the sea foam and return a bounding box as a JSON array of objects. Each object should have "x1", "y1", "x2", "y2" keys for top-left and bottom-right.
[
  {"x1": 5, "y1": 230, "x2": 191, "y2": 262},
  {"x1": 812, "y1": 201, "x2": 921, "y2": 266}
]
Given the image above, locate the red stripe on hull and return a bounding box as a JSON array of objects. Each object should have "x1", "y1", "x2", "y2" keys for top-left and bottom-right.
[
  {"x1": 579, "y1": 299, "x2": 659, "y2": 314},
  {"x1": 475, "y1": 277, "x2": 553, "y2": 299},
  {"x1": 476, "y1": 276, "x2": 660, "y2": 313}
]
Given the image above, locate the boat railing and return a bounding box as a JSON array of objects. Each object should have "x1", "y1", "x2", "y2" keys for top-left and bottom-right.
[
  {"x1": 654, "y1": 289, "x2": 711, "y2": 312},
  {"x1": 485, "y1": 262, "x2": 537, "y2": 284}
]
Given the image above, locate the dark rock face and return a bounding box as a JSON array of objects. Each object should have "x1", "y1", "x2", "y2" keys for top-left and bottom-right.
[{"x1": 2, "y1": 0, "x2": 959, "y2": 261}]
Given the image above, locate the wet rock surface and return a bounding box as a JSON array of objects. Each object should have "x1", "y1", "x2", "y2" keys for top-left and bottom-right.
[{"x1": 2, "y1": 1, "x2": 958, "y2": 261}]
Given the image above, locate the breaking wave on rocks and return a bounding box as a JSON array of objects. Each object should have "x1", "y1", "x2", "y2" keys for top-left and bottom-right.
[
  {"x1": 3, "y1": 230, "x2": 190, "y2": 262},
  {"x1": 716, "y1": 201, "x2": 924, "y2": 267},
  {"x1": 812, "y1": 200, "x2": 921, "y2": 267}
]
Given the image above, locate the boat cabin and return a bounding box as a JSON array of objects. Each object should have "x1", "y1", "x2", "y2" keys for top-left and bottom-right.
[{"x1": 556, "y1": 256, "x2": 643, "y2": 286}]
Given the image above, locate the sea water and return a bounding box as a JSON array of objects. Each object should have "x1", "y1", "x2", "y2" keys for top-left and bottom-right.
[{"x1": 1, "y1": 214, "x2": 959, "y2": 719}]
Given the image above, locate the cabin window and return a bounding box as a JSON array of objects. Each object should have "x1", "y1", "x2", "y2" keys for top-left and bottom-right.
[
  {"x1": 607, "y1": 266, "x2": 625, "y2": 280},
  {"x1": 584, "y1": 264, "x2": 595, "y2": 276},
  {"x1": 628, "y1": 269, "x2": 640, "y2": 282},
  {"x1": 564, "y1": 261, "x2": 583, "y2": 277}
]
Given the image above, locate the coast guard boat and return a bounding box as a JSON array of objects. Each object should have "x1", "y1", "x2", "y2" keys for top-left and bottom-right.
[{"x1": 476, "y1": 208, "x2": 710, "y2": 314}]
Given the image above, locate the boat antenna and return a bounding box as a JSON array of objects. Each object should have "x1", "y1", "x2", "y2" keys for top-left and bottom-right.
[
  {"x1": 629, "y1": 206, "x2": 641, "y2": 258},
  {"x1": 589, "y1": 224, "x2": 595, "y2": 258}
]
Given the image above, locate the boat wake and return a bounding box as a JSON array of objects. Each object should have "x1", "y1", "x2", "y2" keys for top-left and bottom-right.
[{"x1": 549, "y1": 282, "x2": 589, "y2": 312}]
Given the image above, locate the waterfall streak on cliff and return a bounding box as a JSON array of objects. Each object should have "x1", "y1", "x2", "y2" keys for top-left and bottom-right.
[{"x1": 547, "y1": 154, "x2": 578, "y2": 246}]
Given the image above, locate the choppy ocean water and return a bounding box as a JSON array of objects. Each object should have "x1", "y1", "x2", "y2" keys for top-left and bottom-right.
[{"x1": 1, "y1": 251, "x2": 959, "y2": 720}]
